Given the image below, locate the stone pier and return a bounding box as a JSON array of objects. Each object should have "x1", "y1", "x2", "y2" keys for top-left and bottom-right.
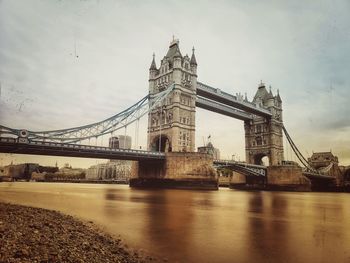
[
  {"x1": 129, "y1": 152, "x2": 218, "y2": 190},
  {"x1": 229, "y1": 165, "x2": 311, "y2": 191},
  {"x1": 229, "y1": 172, "x2": 267, "y2": 190},
  {"x1": 266, "y1": 165, "x2": 311, "y2": 191}
]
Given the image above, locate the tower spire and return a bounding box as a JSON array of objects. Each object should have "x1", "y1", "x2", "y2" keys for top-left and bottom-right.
[
  {"x1": 276, "y1": 88, "x2": 282, "y2": 102},
  {"x1": 149, "y1": 52, "x2": 157, "y2": 70},
  {"x1": 190, "y1": 46, "x2": 197, "y2": 65}
]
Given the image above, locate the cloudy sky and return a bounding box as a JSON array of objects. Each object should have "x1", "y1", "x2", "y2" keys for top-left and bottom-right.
[{"x1": 0, "y1": 0, "x2": 349, "y2": 168}]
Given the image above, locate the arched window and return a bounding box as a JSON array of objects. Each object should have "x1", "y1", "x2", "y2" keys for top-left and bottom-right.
[{"x1": 256, "y1": 137, "x2": 262, "y2": 146}]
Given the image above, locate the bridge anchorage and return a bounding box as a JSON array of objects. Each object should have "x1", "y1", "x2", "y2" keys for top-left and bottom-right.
[{"x1": 0, "y1": 39, "x2": 338, "y2": 191}]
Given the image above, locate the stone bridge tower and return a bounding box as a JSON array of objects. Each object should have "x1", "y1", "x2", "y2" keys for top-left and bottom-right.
[
  {"x1": 244, "y1": 83, "x2": 284, "y2": 166},
  {"x1": 147, "y1": 39, "x2": 197, "y2": 152}
]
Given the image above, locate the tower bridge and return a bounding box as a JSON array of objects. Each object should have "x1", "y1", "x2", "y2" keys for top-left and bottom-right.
[{"x1": 0, "y1": 39, "x2": 337, "y2": 190}]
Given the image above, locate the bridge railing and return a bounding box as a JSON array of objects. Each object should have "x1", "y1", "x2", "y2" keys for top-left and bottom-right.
[
  {"x1": 0, "y1": 137, "x2": 165, "y2": 156},
  {"x1": 213, "y1": 159, "x2": 267, "y2": 176},
  {"x1": 214, "y1": 159, "x2": 266, "y2": 169},
  {"x1": 30, "y1": 141, "x2": 164, "y2": 155}
]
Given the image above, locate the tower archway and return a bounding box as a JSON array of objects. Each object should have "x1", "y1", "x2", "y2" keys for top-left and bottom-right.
[
  {"x1": 253, "y1": 153, "x2": 270, "y2": 166},
  {"x1": 151, "y1": 135, "x2": 172, "y2": 152}
]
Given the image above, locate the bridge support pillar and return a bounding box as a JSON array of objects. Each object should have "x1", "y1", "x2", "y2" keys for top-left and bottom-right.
[
  {"x1": 266, "y1": 165, "x2": 311, "y2": 191},
  {"x1": 130, "y1": 152, "x2": 218, "y2": 190}
]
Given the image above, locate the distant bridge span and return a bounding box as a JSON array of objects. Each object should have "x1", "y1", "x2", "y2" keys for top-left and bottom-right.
[
  {"x1": 213, "y1": 159, "x2": 334, "y2": 182},
  {"x1": 214, "y1": 160, "x2": 267, "y2": 177}
]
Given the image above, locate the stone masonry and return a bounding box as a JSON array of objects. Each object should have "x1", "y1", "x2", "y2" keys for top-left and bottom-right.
[
  {"x1": 148, "y1": 39, "x2": 197, "y2": 152},
  {"x1": 245, "y1": 83, "x2": 284, "y2": 166}
]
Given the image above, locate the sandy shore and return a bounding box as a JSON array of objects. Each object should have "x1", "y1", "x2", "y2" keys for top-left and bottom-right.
[{"x1": 0, "y1": 202, "x2": 155, "y2": 263}]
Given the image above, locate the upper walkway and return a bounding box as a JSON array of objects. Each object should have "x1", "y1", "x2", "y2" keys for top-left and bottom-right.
[{"x1": 197, "y1": 82, "x2": 272, "y2": 118}]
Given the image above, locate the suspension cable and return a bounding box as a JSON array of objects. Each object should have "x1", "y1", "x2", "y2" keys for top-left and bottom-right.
[
  {"x1": 282, "y1": 125, "x2": 317, "y2": 172},
  {"x1": 1, "y1": 83, "x2": 175, "y2": 143}
]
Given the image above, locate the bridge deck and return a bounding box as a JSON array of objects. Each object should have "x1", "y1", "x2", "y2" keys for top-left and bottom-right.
[
  {"x1": 302, "y1": 171, "x2": 335, "y2": 181},
  {"x1": 214, "y1": 160, "x2": 267, "y2": 177},
  {"x1": 0, "y1": 138, "x2": 165, "y2": 161}
]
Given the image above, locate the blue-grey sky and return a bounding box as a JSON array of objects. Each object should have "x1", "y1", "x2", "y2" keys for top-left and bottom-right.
[{"x1": 0, "y1": 0, "x2": 349, "y2": 167}]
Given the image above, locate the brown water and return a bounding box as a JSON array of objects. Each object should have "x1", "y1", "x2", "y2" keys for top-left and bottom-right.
[{"x1": 0, "y1": 182, "x2": 349, "y2": 263}]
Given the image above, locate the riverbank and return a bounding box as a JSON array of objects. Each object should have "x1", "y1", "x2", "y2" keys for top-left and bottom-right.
[{"x1": 0, "y1": 202, "x2": 154, "y2": 262}]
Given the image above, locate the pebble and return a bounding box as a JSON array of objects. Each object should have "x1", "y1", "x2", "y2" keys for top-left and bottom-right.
[{"x1": 0, "y1": 202, "x2": 159, "y2": 262}]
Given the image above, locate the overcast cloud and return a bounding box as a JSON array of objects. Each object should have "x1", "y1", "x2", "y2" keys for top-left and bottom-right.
[{"x1": 0, "y1": 0, "x2": 349, "y2": 167}]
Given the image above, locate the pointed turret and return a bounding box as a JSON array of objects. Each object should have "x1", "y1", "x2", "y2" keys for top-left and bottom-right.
[
  {"x1": 166, "y1": 39, "x2": 182, "y2": 59},
  {"x1": 266, "y1": 85, "x2": 274, "y2": 100},
  {"x1": 276, "y1": 89, "x2": 282, "y2": 102},
  {"x1": 253, "y1": 81, "x2": 269, "y2": 103},
  {"x1": 149, "y1": 53, "x2": 157, "y2": 70},
  {"x1": 190, "y1": 47, "x2": 197, "y2": 66}
]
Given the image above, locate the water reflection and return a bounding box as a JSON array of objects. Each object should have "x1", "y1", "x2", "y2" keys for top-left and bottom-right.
[
  {"x1": 244, "y1": 193, "x2": 289, "y2": 263},
  {"x1": 0, "y1": 183, "x2": 350, "y2": 263},
  {"x1": 143, "y1": 191, "x2": 194, "y2": 260}
]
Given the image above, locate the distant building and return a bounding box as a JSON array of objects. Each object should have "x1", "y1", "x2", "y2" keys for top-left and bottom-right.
[
  {"x1": 308, "y1": 152, "x2": 339, "y2": 169},
  {"x1": 109, "y1": 137, "x2": 120, "y2": 149},
  {"x1": 0, "y1": 163, "x2": 58, "y2": 181},
  {"x1": 86, "y1": 135, "x2": 134, "y2": 181},
  {"x1": 308, "y1": 151, "x2": 345, "y2": 186},
  {"x1": 109, "y1": 135, "x2": 132, "y2": 150},
  {"x1": 86, "y1": 160, "x2": 132, "y2": 182},
  {"x1": 198, "y1": 142, "x2": 220, "y2": 159},
  {"x1": 58, "y1": 164, "x2": 85, "y2": 177}
]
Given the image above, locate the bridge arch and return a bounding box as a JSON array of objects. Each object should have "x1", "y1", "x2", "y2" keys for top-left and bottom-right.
[{"x1": 151, "y1": 135, "x2": 172, "y2": 152}]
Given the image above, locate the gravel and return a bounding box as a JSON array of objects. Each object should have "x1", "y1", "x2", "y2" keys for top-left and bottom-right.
[{"x1": 0, "y1": 202, "x2": 155, "y2": 263}]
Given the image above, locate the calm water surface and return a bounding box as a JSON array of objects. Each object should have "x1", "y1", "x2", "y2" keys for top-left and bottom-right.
[{"x1": 0, "y1": 182, "x2": 349, "y2": 263}]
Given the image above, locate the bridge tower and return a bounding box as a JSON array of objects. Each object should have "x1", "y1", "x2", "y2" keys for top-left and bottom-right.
[
  {"x1": 148, "y1": 39, "x2": 197, "y2": 152},
  {"x1": 244, "y1": 83, "x2": 284, "y2": 166}
]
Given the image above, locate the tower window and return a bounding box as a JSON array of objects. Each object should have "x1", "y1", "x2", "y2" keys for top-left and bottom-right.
[
  {"x1": 257, "y1": 125, "x2": 262, "y2": 133},
  {"x1": 256, "y1": 137, "x2": 262, "y2": 146}
]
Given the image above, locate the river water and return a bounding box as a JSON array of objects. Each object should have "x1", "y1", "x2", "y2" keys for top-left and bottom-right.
[{"x1": 0, "y1": 182, "x2": 349, "y2": 263}]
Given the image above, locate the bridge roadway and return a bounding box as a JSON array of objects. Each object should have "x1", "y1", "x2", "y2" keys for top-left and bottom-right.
[
  {"x1": 0, "y1": 138, "x2": 336, "y2": 182},
  {"x1": 302, "y1": 171, "x2": 335, "y2": 181},
  {"x1": 214, "y1": 159, "x2": 334, "y2": 181},
  {"x1": 0, "y1": 137, "x2": 165, "y2": 161}
]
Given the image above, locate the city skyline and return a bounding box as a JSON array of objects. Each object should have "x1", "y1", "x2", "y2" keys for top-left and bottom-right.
[{"x1": 1, "y1": 0, "x2": 350, "y2": 167}]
